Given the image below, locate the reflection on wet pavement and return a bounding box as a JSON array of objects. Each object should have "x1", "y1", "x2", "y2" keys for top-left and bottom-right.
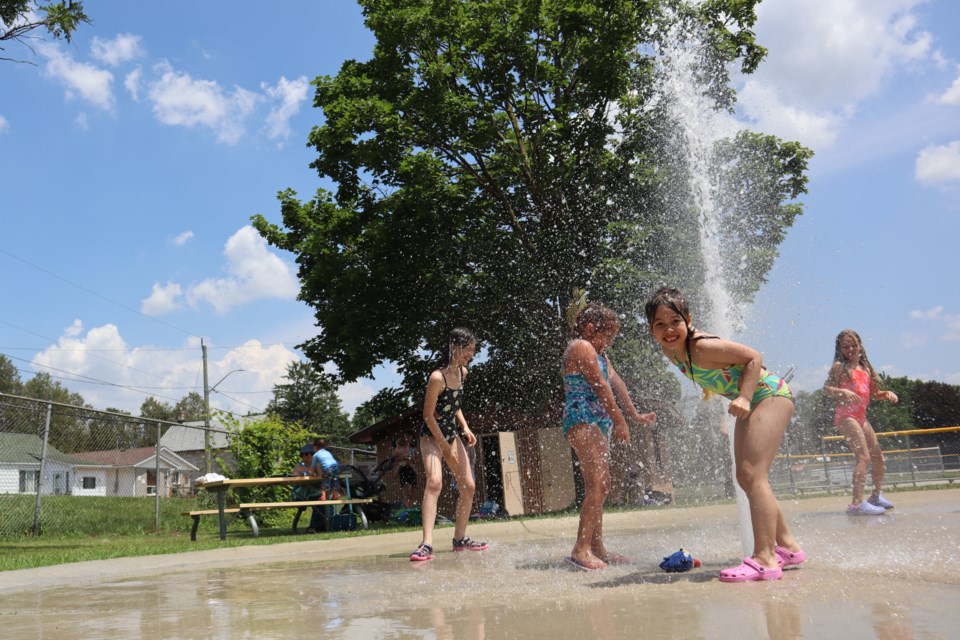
[{"x1": 3, "y1": 490, "x2": 958, "y2": 639}]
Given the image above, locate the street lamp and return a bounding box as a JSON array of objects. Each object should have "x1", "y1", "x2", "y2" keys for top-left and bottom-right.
[{"x1": 202, "y1": 339, "x2": 246, "y2": 473}]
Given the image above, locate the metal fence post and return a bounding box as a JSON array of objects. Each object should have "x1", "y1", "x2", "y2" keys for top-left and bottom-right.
[
  {"x1": 786, "y1": 438, "x2": 797, "y2": 496},
  {"x1": 820, "y1": 437, "x2": 830, "y2": 492},
  {"x1": 32, "y1": 402, "x2": 53, "y2": 537},
  {"x1": 155, "y1": 422, "x2": 162, "y2": 531},
  {"x1": 907, "y1": 434, "x2": 916, "y2": 487}
]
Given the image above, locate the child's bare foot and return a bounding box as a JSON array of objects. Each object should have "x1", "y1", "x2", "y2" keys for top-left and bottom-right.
[
  {"x1": 596, "y1": 551, "x2": 629, "y2": 565},
  {"x1": 568, "y1": 551, "x2": 607, "y2": 571}
]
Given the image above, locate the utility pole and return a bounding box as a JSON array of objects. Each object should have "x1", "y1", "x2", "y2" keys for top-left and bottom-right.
[{"x1": 202, "y1": 338, "x2": 211, "y2": 474}]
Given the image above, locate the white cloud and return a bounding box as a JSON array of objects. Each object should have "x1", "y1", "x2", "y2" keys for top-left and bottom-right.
[
  {"x1": 899, "y1": 333, "x2": 928, "y2": 349},
  {"x1": 737, "y1": 81, "x2": 842, "y2": 149},
  {"x1": 915, "y1": 140, "x2": 960, "y2": 184},
  {"x1": 31, "y1": 324, "x2": 297, "y2": 415},
  {"x1": 39, "y1": 43, "x2": 115, "y2": 111},
  {"x1": 908, "y1": 305, "x2": 960, "y2": 342},
  {"x1": 909, "y1": 306, "x2": 943, "y2": 320},
  {"x1": 737, "y1": 0, "x2": 935, "y2": 149},
  {"x1": 185, "y1": 226, "x2": 299, "y2": 314},
  {"x1": 125, "y1": 67, "x2": 142, "y2": 101},
  {"x1": 262, "y1": 75, "x2": 309, "y2": 143},
  {"x1": 141, "y1": 282, "x2": 184, "y2": 315},
  {"x1": 145, "y1": 61, "x2": 261, "y2": 144},
  {"x1": 786, "y1": 363, "x2": 831, "y2": 394},
  {"x1": 74, "y1": 112, "x2": 89, "y2": 129},
  {"x1": 945, "y1": 316, "x2": 960, "y2": 342},
  {"x1": 0, "y1": 114, "x2": 9, "y2": 133},
  {"x1": 934, "y1": 65, "x2": 960, "y2": 105},
  {"x1": 90, "y1": 33, "x2": 144, "y2": 67},
  {"x1": 338, "y1": 379, "x2": 378, "y2": 416},
  {"x1": 172, "y1": 230, "x2": 194, "y2": 246}
]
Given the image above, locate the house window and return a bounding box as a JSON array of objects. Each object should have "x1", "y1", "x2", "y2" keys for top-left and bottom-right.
[
  {"x1": 19, "y1": 470, "x2": 40, "y2": 493},
  {"x1": 82, "y1": 477, "x2": 97, "y2": 490},
  {"x1": 146, "y1": 469, "x2": 157, "y2": 495}
]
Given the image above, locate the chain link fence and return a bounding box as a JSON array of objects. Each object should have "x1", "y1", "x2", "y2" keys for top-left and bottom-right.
[
  {"x1": 772, "y1": 426, "x2": 960, "y2": 497},
  {"x1": 0, "y1": 392, "x2": 228, "y2": 537}
]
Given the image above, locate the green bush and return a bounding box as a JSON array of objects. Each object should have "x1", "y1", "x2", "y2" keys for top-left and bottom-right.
[{"x1": 220, "y1": 413, "x2": 314, "y2": 528}]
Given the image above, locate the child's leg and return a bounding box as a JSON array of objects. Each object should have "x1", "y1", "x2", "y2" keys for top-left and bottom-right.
[
  {"x1": 448, "y1": 436, "x2": 476, "y2": 540},
  {"x1": 861, "y1": 419, "x2": 886, "y2": 496},
  {"x1": 419, "y1": 436, "x2": 445, "y2": 546},
  {"x1": 567, "y1": 424, "x2": 610, "y2": 569},
  {"x1": 733, "y1": 396, "x2": 794, "y2": 568},
  {"x1": 837, "y1": 418, "x2": 870, "y2": 504}
]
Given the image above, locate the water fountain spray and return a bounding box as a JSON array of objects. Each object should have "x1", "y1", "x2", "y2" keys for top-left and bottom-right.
[{"x1": 654, "y1": 13, "x2": 756, "y2": 555}]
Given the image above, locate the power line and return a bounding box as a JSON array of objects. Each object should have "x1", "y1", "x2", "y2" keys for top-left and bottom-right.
[
  {"x1": 0, "y1": 318, "x2": 174, "y2": 384},
  {"x1": 4, "y1": 353, "x2": 184, "y2": 404},
  {"x1": 0, "y1": 247, "x2": 200, "y2": 339}
]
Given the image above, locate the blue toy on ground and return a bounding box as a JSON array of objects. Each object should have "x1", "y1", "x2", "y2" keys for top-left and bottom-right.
[{"x1": 659, "y1": 548, "x2": 701, "y2": 572}]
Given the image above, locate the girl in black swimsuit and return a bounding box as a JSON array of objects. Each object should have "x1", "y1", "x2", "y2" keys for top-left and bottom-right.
[{"x1": 409, "y1": 327, "x2": 489, "y2": 561}]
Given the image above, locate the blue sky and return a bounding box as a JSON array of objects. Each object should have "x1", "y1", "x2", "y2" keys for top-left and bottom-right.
[{"x1": 1, "y1": 1, "x2": 958, "y2": 419}]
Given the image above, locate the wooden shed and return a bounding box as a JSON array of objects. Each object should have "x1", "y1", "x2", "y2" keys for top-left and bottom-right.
[
  {"x1": 348, "y1": 397, "x2": 683, "y2": 519},
  {"x1": 348, "y1": 405, "x2": 578, "y2": 518}
]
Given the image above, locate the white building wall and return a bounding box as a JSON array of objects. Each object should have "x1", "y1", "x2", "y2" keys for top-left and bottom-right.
[
  {"x1": 0, "y1": 462, "x2": 74, "y2": 495},
  {"x1": 71, "y1": 468, "x2": 108, "y2": 497},
  {"x1": 0, "y1": 464, "x2": 25, "y2": 494}
]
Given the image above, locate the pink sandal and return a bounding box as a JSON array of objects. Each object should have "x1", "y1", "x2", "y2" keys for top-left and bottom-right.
[
  {"x1": 719, "y1": 557, "x2": 783, "y2": 583},
  {"x1": 775, "y1": 546, "x2": 806, "y2": 569}
]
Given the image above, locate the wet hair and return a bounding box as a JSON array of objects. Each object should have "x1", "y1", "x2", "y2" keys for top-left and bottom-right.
[
  {"x1": 573, "y1": 303, "x2": 620, "y2": 338},
  {"x1": 644, "y1": 286, "x2": 713, "y2": 399},
  {"x1": 644, "y1": 286, "x2": 690, "y2": 326},
  {"x1": 440, "y1": 327, "x2": 477, "y2": 367},
  {"x1": 833, "y1": 329, "x2": 885, "y2": 390}
]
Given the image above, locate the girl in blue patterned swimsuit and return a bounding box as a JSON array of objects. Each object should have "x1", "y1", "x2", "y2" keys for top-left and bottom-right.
[
  {"x1": 563, "y1": 303, "x2": 656, "y2": 571},
  {"x1": 645, "y1": 286, "x2": 805, "y2": 583}
]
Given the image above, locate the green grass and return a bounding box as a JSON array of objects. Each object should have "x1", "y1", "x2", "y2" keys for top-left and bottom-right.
[
  {"x1": 0, "y1": 523, "x2": 410, "y2": 572},
  {"x1": 0, "y1": 493, "x2": 419, "y2": 571}
]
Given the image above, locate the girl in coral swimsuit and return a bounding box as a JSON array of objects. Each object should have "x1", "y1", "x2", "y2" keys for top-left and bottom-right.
[{"x1": 824, "y1": 329, "x2": 899, "y2": 516}]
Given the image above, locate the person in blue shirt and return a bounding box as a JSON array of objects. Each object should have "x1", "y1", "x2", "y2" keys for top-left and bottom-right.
[
  {"x1": 292, "y1": 444, "x2": 325, "y2": 533},
  {"x1": 311, "y1": 438, "x2": 340, "y2": 499}
]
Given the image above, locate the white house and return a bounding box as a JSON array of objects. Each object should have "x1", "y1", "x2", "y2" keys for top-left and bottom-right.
[
  {"x1": 70, "y1": 446, "x2": 199, "y2": 497},
  {"x1": 0, "y1": 433, "x2": 79, "y2": 495}
]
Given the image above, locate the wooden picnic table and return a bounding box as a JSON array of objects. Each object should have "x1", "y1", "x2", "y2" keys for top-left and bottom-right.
[{"x1": 193, "y1": 475, "x2": 371, "y2": 540}]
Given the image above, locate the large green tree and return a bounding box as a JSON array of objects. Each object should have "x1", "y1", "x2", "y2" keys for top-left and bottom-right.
[
  {"x1": 0, "y1": 354, "x2": 22, "y2": 394},
  {"x1": 140, "y1": 397, "x2": 177, "y2": 423},
  {"x1": 266, "y1": 361, "x2": 351, "y2": 443},
  {"x1": 911, "y1": 380, "x2": 960, "y2": 429},
  {"x1": 173, "y1": 392, "x2": 206, "y2": 423},
  {"x1": 253, "y1": 0, "x2": 810, "y2": 411},
  {"x1": 1, "y1": 1, "x2": 90, "y2": 63}
]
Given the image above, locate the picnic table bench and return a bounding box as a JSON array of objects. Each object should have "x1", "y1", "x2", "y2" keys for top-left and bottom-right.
[{"x1": 185, "y1": 475, "x2": 373, "y2": 541}]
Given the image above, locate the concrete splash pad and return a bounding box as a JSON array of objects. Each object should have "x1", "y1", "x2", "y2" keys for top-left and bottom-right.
[{"x1": 3, "y1": 489, "x2": 958, "y2": 639}]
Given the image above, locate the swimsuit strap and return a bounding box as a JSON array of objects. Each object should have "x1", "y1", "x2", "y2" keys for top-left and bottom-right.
[{"x1": 439, "y1": 366, "x2": 465, "y2": 392}]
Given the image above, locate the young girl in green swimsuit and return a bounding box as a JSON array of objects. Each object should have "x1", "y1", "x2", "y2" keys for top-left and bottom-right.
[{"x1": 644, "y1": 286, "x2": 805, "y2": 582}]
